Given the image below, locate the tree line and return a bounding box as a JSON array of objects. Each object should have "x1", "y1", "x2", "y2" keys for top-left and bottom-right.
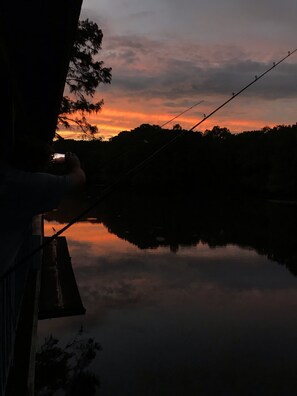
[
  {"x1": 56, "y1": 20, "x2": 297, "y2": 201},
  {"x1": 55, "y1": 20, "x2": 297, "y2": 200},
  {"x1": 53, "y1": 123, "x2": 297, "y2": 199}
]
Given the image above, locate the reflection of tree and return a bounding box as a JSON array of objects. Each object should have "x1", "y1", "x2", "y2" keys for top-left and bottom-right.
[
  {"x1": 35, "y1": 329, "x2": 101, "y2": 396},
  {"x1": 48, "y1": 191, "x2": 297, "y2": 277}
]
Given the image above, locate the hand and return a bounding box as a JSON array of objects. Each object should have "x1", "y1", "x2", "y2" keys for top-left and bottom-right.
[
  {"x1": 65, "y1": 152, "x2": 86, "y2": 188},
  {"x1": 65, "y1": 152, "x2": 81, "y2": 170}
]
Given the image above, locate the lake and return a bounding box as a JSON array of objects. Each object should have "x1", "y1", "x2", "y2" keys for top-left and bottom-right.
[{"x1": 38, "y1": 191, "x2": 297, "y2": 395}]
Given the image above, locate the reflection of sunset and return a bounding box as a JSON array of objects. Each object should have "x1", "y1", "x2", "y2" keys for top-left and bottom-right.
[
  {"x1": 41, "y1": 221, "x2": 297, "y2": 324},
  {"x1": 41, "y1": 214, "x2": 297, "y2": 396},
  {"x1": 44, "y1": 220, "x2": 262, "y2": 261},
  {"x1": 44, "y1": 221, "x2": 133, "y2": 257}
]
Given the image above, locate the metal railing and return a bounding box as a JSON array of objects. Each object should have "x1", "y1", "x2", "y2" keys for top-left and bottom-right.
[{"x1": 0, "y1": 217, "x2": 42, "y2": 395}]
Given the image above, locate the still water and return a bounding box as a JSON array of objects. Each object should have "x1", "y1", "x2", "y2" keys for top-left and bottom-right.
[{"x1": 38, "y1": 192, "x2": 297, "y2": 395}]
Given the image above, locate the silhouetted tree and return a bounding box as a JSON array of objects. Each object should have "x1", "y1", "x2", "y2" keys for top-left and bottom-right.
[
  {"x1": 204, "y1": 125, "x2": 231, "y2": 139},
  {"x1": 58, "y1": 19, "x2": 112, "y2": 135},
  {"x1": 53, "y1": 123, "x2": 297, "y2": 197},
  {"x1": 172, "y1": 123, "x2": 182, "y2": 131},
  {"x1": 35, "y1": 330, "x2": 101, "y2": 396}
]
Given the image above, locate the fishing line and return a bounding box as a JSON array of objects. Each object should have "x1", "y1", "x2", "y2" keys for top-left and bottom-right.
[
  {"x1": 1, "y1": 128, "x2": 185, "y2": 280},
  {"x1": 2, "y1": 100, "x2": 204, "y2": 279},
  {"x1": 160, "y1": 100, "x2": 204, "y2": 127},
  {"x1": 2, "y1": 48, "x2": 296, "y2": 280},
  {"x1": 189, "y1": 49, "x2": 297, "y2": 131}
]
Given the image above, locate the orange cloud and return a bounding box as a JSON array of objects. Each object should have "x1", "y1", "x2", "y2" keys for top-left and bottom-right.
[{"x1": 58, "y1": 88, "x2": 297, "y2": 140}]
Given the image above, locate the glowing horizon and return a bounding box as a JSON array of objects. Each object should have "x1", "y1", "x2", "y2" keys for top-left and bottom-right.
[{"x1": 58, "y1": 104, "x2": 288, "y2": 141}]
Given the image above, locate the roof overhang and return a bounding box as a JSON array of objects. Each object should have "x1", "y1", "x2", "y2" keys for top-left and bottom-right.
[{"x1": 0, "y1": 0, "x2": 83, "y2": 144}]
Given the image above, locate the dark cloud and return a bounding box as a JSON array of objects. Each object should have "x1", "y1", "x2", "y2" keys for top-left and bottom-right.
[
  {"x1": 104, "y1": 38, "x2": 297, "y2": 102},
  {"x1": 85, "y1": 0, "x2": 297, "y2": 100},
  {"x1": 82, "y1": 1, "x2": 297, "y2": 131},
  {"x1": 106, "y1": 35, "x2": 162, "y2": 55}
]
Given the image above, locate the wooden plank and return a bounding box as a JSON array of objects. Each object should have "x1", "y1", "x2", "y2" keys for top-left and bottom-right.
[
  {"x1": 39, "y1": 237, "x2": 86, "y2": 320},
  {"x1": 0, "y1": 0, "x2": 83, "y2": 142}
]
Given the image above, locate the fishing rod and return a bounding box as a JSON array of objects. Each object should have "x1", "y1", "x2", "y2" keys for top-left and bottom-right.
[
  {"x1": 1, "y1": 48, "x2": 296, "y2": 280},
  {"x1": 1, "y1": 101, "x2": 205, "y2": 280},
  {"x1": 0, "y1": 129, "x2": 188, "y2": 280},
  {"x1": 189, "y1": 49, "x2": 297, "y2": 131},
  {"x1": 94, "y1": 48, "x2": 297, "y2": 179}
]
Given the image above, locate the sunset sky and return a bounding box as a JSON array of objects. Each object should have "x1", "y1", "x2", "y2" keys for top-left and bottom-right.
[{"x1": 62, "y1": 0, "x2": 297, "y2": 139}]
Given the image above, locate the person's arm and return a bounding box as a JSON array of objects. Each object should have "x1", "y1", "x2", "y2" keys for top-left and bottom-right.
[{"x1": 65, "y1": 152, "x2": 86, "y2": 190}]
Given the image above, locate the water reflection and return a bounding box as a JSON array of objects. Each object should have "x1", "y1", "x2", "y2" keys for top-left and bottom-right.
[
  {"x1": 39, "y1": 192, "x2": 297, "y2": 395},
  {"x1": 47, "y1": 191, "x2": 297, "y2": 276}
]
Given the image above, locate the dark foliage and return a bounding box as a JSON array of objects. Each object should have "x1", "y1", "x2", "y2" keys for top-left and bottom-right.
[
  {"x1": 58, "y1": 19, "x2": 112, "y2": 135},
  {"x1": 35, "y1": 330, "x2": 101, "y2": 396},
  {"x1": 53, "y1": 123, "x2": 297, "y2": 198}
]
